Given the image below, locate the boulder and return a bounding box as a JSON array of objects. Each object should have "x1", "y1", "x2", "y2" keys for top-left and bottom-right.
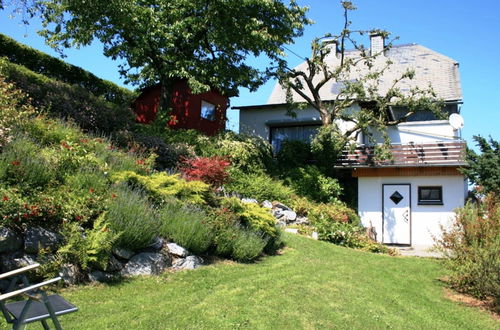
[
  {"x1": 261, "y1": 200, "x2": 273, "y2": 209},
  {"x1": 121, "y1": 252, "x2": 171, "y2": 276},
  {"x1": 277, "y1": 220, "x2": 286, "y2": 227},
  {"x1": 112, "y1": 247, "x2": 134, "y2": 260},
  {"x1": 273, "y1": 202, "x2": 292, "y2": 211},
  {"x1": 89, "y1": 270, "x2": 116, "y2": 283},
  {"x1": 146, "y1": 237, "x2": 164, "y2": 251},
  {"x1": 167, "y1": 243, "x2": 189, "y2": 258},
  {"x1": 0, "y1": 280, "x2": 10, "y2": 292},
  {"x1": 172, "y1": 256, "x2": 203, "y2": 270},
  {"x1": 59, "y1": 264, "x2": 80, "y2": 286},
  {"x1": 0, "y1": 227, "x2": 23, "y2": 253},
  {"x1": 311, "y1": 231, "x2": 319, "y2": 240},
  {"x1": 282, "y1": 210, "x2": 297, "y2": 222},
  {"x1": 241, "y1": 198, "x2": 258, "y2": 204},
  {"x1": 94, "y1": 255, "x2": 124, "y2": 272},
  {"x1": 295, "y1": 216, "x2": 310, "y2": 225},
  {"x1": 24, "y1": 227, "x2": 61, "y2": 254},
  {"x1": 273, "y1": 209, "x2": 285, "y2": 220},
  {"x1": 106, "y1": 255, "x2": 124, "y2": 272},
  {"x1": 0, "y1": 252, "x2": 37, "y2": 272}
]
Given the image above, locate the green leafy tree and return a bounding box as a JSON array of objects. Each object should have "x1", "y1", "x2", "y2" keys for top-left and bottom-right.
[
  {"x1": 276, "y1": 1, "x2": 443, "y2": 162},
  {"x1": 461, "y1": 135, "x2": 500, "y2": 194},
  {"x1": 31, "y1": 0, "x2": 309, "y2": 111}
]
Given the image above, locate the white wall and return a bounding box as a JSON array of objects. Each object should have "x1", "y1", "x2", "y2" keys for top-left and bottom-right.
[
  {"x1": 366, "y1": 121, "x2": 460, "y2": 144},
  {"x1": 358, "y1": 175, "x2": 467, "y2": 247},
  {"x1": 239, "y1": 106, "x2": 321, "y2": 140},
  {"x1": 241, "y1": 105, "x2": 461, "y2": 145},
  {"x1": 239, "y1": 104, "x2": 362, "y2": 142}
]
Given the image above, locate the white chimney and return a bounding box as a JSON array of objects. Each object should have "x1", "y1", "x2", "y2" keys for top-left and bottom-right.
[
  {"x1": 370, "y1": 33, "x2": 385, "y2": 56},
  {"x1": 322, "y1": 38, "x2": 339, "y2": 57}
]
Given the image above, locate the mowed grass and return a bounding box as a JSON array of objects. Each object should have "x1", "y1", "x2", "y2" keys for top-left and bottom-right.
[{"x1": 5, "y1": 234, "x2": 498, "y2": 329}]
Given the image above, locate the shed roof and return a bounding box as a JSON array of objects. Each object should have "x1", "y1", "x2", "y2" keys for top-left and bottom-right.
[{"x1": 267, "y1": 44, "x2": 462, "y2": 105}]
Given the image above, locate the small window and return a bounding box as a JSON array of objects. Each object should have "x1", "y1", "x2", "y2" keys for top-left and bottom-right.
[
  {"x1": 201, "y1": 101, "x2": 216, "y2": 121},
  {"x1": 418, "y1": 186, "x2": 443, "y2": 205}
]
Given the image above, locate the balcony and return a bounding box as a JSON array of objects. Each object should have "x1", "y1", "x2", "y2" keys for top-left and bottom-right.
[{"x1": 336, "y1": 141, "x2": 467, "y2": 168}]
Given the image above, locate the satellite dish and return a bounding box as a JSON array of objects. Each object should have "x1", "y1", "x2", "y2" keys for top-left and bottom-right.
[{"x1": 449, "y1": 113, "x2": 464, "y2": 130}]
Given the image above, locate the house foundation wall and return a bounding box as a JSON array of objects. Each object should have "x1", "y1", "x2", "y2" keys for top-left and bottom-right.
[{"x1": 358, "y1": 175, "x2": 467, "y2": 247}]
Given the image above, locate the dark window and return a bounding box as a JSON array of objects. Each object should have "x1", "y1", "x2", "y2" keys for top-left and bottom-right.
[
  {"x1": 390, "y1": 104, "x2": 459, "y2": 122},
  {"x1": 201, "y1": 101, "x2": 216, "y2": 121},
  {"x1": 418, "y1": 186, "x2": 443, "y2": 205},
  {"x1": 270, "y1": 125, "x2": 320, "y2": 152}
]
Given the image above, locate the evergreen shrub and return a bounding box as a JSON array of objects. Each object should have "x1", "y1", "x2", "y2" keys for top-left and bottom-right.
[
  {"x1": 159, "y1": 200, "x2": 213, "y2": 254},
  {"x1": 226, "y1": 170, "x2": 294, "y2": 204}
]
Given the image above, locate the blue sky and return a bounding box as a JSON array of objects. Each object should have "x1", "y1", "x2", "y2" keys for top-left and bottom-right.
[{"x1": 1, "y1": 0, "x2": 499, "y2": 147}]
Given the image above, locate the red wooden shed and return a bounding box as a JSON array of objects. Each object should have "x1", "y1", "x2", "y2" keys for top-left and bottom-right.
[{"x1": 132, "y1": 80, "x2": 228, "y2": 136}]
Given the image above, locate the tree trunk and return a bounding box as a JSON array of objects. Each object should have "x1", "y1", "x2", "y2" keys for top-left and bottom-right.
[
  {"x1": 159, "y1": 79, "x2": 174, "y2": 118},
  {"x1": 319, "y1": 107, "x2": 331, "y2": 126}
]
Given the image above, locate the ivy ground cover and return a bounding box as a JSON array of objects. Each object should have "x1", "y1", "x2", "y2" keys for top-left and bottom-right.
[{"x1": 19, "y1": 234, "x2": 498, "y2": 329}]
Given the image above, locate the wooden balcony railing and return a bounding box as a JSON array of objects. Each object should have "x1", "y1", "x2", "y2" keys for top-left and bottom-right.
[{"x1": 336, "y1": 141, "x2": 467, "y2": 167}]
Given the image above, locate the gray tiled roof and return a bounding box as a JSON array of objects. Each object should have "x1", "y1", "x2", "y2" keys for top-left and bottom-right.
[{"x1": 268, "y1": 44, "x2": 462, "y2": 104}]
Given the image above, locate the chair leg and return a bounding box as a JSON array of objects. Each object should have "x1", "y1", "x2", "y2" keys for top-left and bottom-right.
[
  {"x1": 13, "y1": 299, "x2": 32, "y2": 330},
  {"x1": 41, "y1": 319, "x2": 51, "y2": 330},
  {"x1": 41, "y1": 292, "x2": 63, "y2": 330}
]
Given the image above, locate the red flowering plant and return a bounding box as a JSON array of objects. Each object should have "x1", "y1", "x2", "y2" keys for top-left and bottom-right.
[{"x1": 180, "y1": 156, "x2": 231, "y2": 189}]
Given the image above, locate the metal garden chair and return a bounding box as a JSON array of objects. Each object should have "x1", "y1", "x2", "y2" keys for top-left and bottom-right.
[{"x1": 0, "y1": 263, "x2": 78, "y2": 329}]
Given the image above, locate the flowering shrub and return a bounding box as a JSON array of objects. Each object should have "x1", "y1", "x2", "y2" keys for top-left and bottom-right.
[
  {"x1": 435, "y1": 193, "x2": 499, "y2": 311},
  {"x1": 180, "y1": 156, "x2": 231, "y2": 188}
]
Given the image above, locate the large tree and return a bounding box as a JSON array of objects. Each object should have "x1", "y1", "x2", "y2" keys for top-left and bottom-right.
[
  {"x1": 31, "y1": 0, "x2": 309, "y2": 110},
  {"x1": 276, "y1": 1, "x2": 443, "y2": 161},
  {"x1": 461, "y1": 136, "x2": 500, "y2": 195}
]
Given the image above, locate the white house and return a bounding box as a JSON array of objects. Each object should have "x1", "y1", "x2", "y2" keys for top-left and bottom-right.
[{"x1": 235, "y1": 35, "x2": 467, "y2": 248}]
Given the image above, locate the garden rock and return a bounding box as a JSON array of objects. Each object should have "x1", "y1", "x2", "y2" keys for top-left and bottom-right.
[
  {"x1": 241, "y1": 198, "x2": 258, "y2": 204},
  {"x1": 167, "y1": 243, "x2": 189, "y2": 258},
  {"x1": 59, "y1": 264, "x2": 79, "y2": 285},
  {"x1": 146, "y1": 237, "x2": 164, "y2": 251},
  {"x1": 295, "y1": 216, "x2": 309, "y2": 225},
  {"x1": 121, "y1": 252, "x2": 171, "y2": 276},
  {"x1": 112, "y1": 247, "x2": 134, "y2": 260},
  {"x1": 282, "y1": 210, "x2": 297, "y2": 222},
  {"x1": 273, "y1": 209, "x2": 285, "y2": 220},
  {"x1": 0, "y1": 280, "x2": 10, "y2": 292},
  {"x1": 106, "y1": 255, "x2": 124, "y2": 272},
  {"x1": 172, "y1": 256, "x2": 203, "y2": 270},
  {"x1": 261, "y1": 200, "x2": 273, "y2": 209},
  {"x1": 277, "y1": 220, "x2": 286, "y2": 227},
  {"x1": 89, "y1": 270, "x2": 116, "y2": 283},
  {"x1": 273, "y1": 202, "x2": 292, "y2": 211},
  {"x1": 24, "y1": 227, "x2": 62, "y2": 254},
  {"x1": 95, "y1": 255, "x2": 123, "y2": 272},
  {"x1": 0, "y1": 252, "x2": 37, "y2": 272},
  {"x1": 0, "y1": 227, "x2": 23, "y2": 253}
]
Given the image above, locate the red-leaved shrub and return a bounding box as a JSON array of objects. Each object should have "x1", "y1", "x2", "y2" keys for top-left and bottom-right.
[{"x1": 180, "y1": 156, "x2": 230, "y2": 188}]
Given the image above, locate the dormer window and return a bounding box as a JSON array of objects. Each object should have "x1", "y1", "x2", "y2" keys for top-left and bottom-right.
[
  {"x1": 201, "y1": 100, "x2": 216, "y2": 121},
  {"x1": 390, "y1": 104, "x2": 459, "y2": 122}
]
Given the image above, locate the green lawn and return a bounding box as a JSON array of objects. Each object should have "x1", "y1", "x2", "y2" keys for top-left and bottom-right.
[{"x1": 4, "y1": 234, "x2": 498, "y2": 329}]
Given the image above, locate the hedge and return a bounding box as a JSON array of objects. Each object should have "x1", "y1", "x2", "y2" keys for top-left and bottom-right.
[
  {"x1": 0, "y1": 33, "x2": 136, "y2": 105},
  {"x1": 0, "y1": 57, "x2": 135, "y2": 134}
]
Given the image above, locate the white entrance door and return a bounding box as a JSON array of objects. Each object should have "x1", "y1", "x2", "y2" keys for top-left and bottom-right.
[{"x1": 383, "y1": 184, "x2": 411, "y2": 245}]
